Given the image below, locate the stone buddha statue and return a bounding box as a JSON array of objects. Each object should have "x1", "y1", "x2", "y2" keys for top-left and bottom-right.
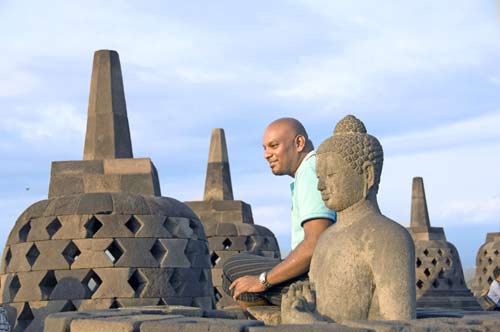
[{"x1": 282, "y1": 115, "x2": 416, "y2": 323}]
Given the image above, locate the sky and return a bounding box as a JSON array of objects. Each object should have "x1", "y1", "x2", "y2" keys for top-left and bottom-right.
[{"x1": 0, "y1": 0, "x2": 499, "y2": 274}]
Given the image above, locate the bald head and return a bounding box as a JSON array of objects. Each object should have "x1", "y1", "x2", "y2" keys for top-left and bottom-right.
[
  {"x1": 263, "y1": 118, "x2": 314, "y2": 177},
  {"x1": 266, "y1": 118, "x2": 314, "y2": 151}
]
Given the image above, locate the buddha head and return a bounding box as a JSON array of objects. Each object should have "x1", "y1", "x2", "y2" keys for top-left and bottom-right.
[{"x1": 316, "y1": 115, "x2": 383, "y2": 212}]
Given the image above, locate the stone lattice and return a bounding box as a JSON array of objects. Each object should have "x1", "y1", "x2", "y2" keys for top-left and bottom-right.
[
  {"x1": 0, "y1": 50, "x2": 213, "y2": 332},
  {"x1": 186, "y1": 129, "x2": 281, "y2": 308},
  {"x1": 408, "y1": 177, "x2": 480, "y2": 310},
  {"x1": 471, "y1": 232, "x2": 500, "y2": 297}
]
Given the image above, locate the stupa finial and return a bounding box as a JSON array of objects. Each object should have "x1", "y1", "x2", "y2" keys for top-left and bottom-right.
[
  {"x1": 410, "y1": 177, "x2": 431, "y2": 229},
  {"x1": 204, "y1": 128, "x2": 233, "y2": 200}
]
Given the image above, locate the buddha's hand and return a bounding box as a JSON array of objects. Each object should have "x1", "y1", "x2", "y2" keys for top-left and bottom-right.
[{"x1": 281, "y1": 280, "x2": 323, "y2": 324}]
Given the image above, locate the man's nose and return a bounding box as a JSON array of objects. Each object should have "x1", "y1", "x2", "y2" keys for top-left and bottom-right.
[{"x1": 264, "y1": 149, "x2": 272, "y2": 160}]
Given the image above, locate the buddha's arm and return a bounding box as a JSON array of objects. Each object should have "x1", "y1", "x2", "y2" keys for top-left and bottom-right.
[{"x1": 372, "y1": 227, "x2": 416, "y2": 320}]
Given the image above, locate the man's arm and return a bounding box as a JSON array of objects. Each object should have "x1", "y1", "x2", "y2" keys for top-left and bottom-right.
[{"x1": 229, "y1": 218, "x2": 331, "y2": 300}]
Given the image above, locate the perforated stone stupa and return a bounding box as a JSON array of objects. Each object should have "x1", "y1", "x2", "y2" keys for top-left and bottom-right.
[
  {"x1": 471, "y1": 232, "x2": 500, "y2": 297},
  {"x1": 408, "y1": 177, "x2": 479, "y2": 310},
  {"x1": 186, "y1": 128, "x2": 281, "y2": 308},
  {"x1": 0, "y1": 50, "x2": 213, "y2": 332}
]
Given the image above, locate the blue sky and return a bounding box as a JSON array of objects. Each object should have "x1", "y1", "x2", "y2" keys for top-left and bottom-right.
[{"x1": 0, "y1": 0, "x2": 499, "y2": 272}]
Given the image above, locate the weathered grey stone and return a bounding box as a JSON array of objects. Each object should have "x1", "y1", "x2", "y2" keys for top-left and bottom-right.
[
  {"x1": 247, "y1": 324, "x2": 369, "y2": 332},
  {"x1": 113, "y1": 238, "x2": 159, "y2": 267},
  {"x1": 51, "y1": 269, "x2": 91, "y2": 300},
  {"x1": 141, "y1": 317, "x2": 264, "y2": 332},
  {"x1": 471, "y1": 232, "x2": 500, "y2": 297},
  {"x1": 82, "y1": 173, "x2": 121, "y2": 192},
  {"x1": 247, "y1": 305, "x2": 281, "y2": 325},
  {"x1": 408, "y1": 177, "x2": 480, "y2": 310},
  {"x1": 283, "y1": 115, "x2": 416, "y2": 324},
  {"x1": 5, "y1": 243, "x2": 32, "y2": 273},
  {"x1": 83, "y1": 49, "x2": 132, "y2": 160},
  {"x1": 71, "y1": 239, "x2": 115, "y2": 269},
  {"x1": 203, "y1": 128, "x2": 233, "y2": 201},
  {"x1": 133, "y1": 215, "x2": 171, "y2": 238},
  {"x1": 31, "y1": 240, "x2": 72, "y2": 271},
  {"x1": 48, "y1": 176, "x2": 85, "y2": 199},
  {"x1": 0, "y1": 50, "x2": 215, "y2": 332},
  {"x1": 76, "y1": 193, "x2": 114, "y2": 214}
]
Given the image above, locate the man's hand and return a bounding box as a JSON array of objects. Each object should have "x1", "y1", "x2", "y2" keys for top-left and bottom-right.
[{"x1": 229, "y1": 275, "x2": 266, "y2": 300}]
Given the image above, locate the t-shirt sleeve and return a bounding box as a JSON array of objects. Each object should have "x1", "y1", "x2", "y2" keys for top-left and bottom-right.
[{"x1": 296, "y1": 163, "x2": 336, "y2": 226}]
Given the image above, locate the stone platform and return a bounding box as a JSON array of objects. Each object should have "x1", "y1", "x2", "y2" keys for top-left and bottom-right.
[{"x1": 44, "y1": 305, "x2": 500, "y2": 332}]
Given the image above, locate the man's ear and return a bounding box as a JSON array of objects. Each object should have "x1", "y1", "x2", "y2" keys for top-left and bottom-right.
[
  {"x1": 362, "y1": 161, "x2": 375, "y2": 198},
  {"x1": 295, "y1": 135, "x2": 306, "y2": 152}
]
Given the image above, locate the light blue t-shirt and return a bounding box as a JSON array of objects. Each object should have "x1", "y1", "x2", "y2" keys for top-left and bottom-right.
[{"x1": 290, "y1": 150, "x2": 336, "y2": 249}]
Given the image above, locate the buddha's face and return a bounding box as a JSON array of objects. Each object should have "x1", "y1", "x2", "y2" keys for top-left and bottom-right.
[{"x1": 316, "y1": 151, "x2": 364, "y2": 212}]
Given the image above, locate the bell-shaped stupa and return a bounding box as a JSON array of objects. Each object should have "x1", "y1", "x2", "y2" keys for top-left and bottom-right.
[
  {"x1": 407, "y1": 177, "x2": 479, "y2": 310},
  {"x1": 186, "y1": 128, "x2": 281, "y2": 308},
  {"x1": 0, "y1": 50, "x2": 213, "y2": 332},
  {"x1": 471, "y1": 232, "x2": 500, "y2": 297}
]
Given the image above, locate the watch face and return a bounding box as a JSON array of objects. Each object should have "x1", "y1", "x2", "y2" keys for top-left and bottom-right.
[{"x1": 259, "y1": 272, "x2": 266, "y2": 283}]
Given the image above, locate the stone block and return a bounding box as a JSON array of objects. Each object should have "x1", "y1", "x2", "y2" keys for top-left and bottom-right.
[
  {"x1": 203, "y1": 223, "x2": 218, "y2": 237},
  {"x1": 44, "y1": 195, "x2": 80, "y2": 216},
  {"x1": 71, "y1": 239, "x2": 115, "y2": 269},
  {"x1": 48, "y1": 176, "x2": 84, "y2": 198},
  {"x1": 12, "y1": 270, "x2": 46, "y2": 301},
  {"x1": 51, "y1": 160, "x2": 104, "y2": 177},
  {"x1": 77, "y1": 193, "x2": 114, "y2": 214},
  {"x1": 83, "y1": 174, "x2": 121, "y2": 192},
  {"x1": 5, "y1": 243, "x2": 32, "y2": 273},
  {"x1": 247, "y1": 306, "x2": 281, "y2": 325},
  {"x1": 70, "y1": 313, "x2": 170, "y2": 332},
  {"x1": 115, "y1": 297, "x2": 160, "y2": 307},
  {"x1": 184, "y1": 240, "x2": 210, "y2": 268},
  {"x1": 44, "y1": 311, "x2": 92, "y2": 332},
  {"x1": 31, "y1": 240, "x2": 72, "y2": 271},
  {"x1": 139, "y1": 268, "x2": 176, "y2": 298},
  {"x1": 141, "y1": 317, "x2": 264, "y2": 332},
  {"x1": 212, "y1": 269, "x2": 223, "y2": 287},
  {"x1": 72, "y1": 298, "x2": 114, "y2": 311},
  {"x1": 114, "y1": 238, "x2": 159, "y2": 267},
  {"x1": 191, "y1": 296, "x2": 214, "y2": 310},
  {"x1": 216, "y1": 223, "x2": 237, "y2": 236},
  {"x1": 1, "y1": 274, "x2": 19, "y2": 303},
  {"x1": 104, "y1": 158, "x2": 153, "y2": 174},
  {"x1": 91, "y1": 267, "x2": 135, "y2": 299},
  {"x1": 52, "y1": 269, "x2": 92, "y2": 300},
  {"x1": 24, "y1": 217, "x2": 53, "y2": 242},
  {"x1": 52, "y1": 214, "x2": 90, "y2": 240},
  {"x1": 111, "y1": 193, "x2": 151, "y2": 215},
  {"x1": 133, "y1": 215, "x2": 171, "y2": 238},
  {"x1": 211, "y1": 200, "x2": 244, "y2": 212},
  {"x1": 164, "y1": 217, "x2": 194, "y2": 238},
  {"x1": 92, "y1": 214, "x2": 134, "y2": 238},
  {"x1": 159, "y1": 239, "x2": 190, "y2": 268},
  {"x1": 343, "y1": 320, "x2": 411, "y2": 332},
  {"x1": 120, "y1": 174, "x2": 159, "y2": 196},
  {"x1": 236, "y1": 224, "x2": 258, "y2": 236},
  {"x1": 20, "y1": 200, "x2": 49, "y2": 223},
  {"x1": 248, "y1": 324, "x2": 370, "y2": 332}
]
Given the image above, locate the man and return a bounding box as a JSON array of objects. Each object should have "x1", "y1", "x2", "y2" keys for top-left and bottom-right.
[
  {"x1": 222, "y1": 117, "x2": 336, "y2": 309},
  {"x1": 487, "y1": 267, "x2": 500, "y2": 311}
]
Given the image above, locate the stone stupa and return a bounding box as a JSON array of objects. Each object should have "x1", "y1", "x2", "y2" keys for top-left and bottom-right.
[
  {"x1": 407, "y1": 177, "x2": 480, "y2": 310},
  {"x1": 186, "y1": 128, "x2": 281, "y2": 308},
  {"x1": 471, "y1": 232, "x2": 500, "y2": 297},
  {"x1": 0, "y1": 50, "x2": 213, "y2": 332}
]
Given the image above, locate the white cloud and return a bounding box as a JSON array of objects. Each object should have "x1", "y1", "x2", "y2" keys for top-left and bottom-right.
[
  {"x1": 0, "y1": 103, "x2": 85, "y2": 142},
  {"x1": 381, "y1": 111, "x2": 500, "y2": 155},
  {"x1": 273, "y1": 0, "x2": 499, "y2": 108},
  {"x1": 439, "y1": 197, "x2": 500, "y2": 225}
]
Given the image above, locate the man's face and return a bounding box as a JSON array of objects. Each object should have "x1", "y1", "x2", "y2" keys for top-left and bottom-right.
[
  {"x1": 263, "y1": 124, "x2": 299, "y2": 176},
  {"x1": 316, "y1": 152, "x2": 364, "y2": 211}
]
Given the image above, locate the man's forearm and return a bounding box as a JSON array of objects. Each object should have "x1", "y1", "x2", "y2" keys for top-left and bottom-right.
[{"x1": 266, "y1": 239, "x2": 314, "y2": 285}]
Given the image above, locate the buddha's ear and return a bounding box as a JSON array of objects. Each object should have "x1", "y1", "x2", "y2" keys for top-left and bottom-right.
[{"x1": 362, "y1": 161, "x2": 375, "y2": 198}]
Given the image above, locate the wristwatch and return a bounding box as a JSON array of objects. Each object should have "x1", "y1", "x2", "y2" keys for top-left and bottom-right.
[{"x1": 259, "y1": 271, "x2": 272, "y2": 289}]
